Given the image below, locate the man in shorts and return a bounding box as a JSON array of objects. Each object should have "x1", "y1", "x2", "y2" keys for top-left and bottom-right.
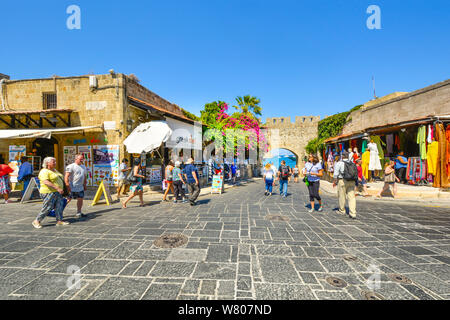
[
  {"x1": 65, "y1": 154, "x2": 87, "y2": 218},
  {"x1": 117, "y1": 159, "x2": 131, "y2": 200}
]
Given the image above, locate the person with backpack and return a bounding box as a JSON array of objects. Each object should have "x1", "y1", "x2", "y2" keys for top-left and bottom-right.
[
  {"x1": 302, "y1": 155, "x2": 324, "y2": 213},
  {"x1": 333, "y1": 151, "x2": 357, "y2": 219},
  {"x1": 162, "y1": 160, "x2": 175, "y2": 202},
  {"x1": 277, "y1": 160, "x2": 291, "y2": 198}
]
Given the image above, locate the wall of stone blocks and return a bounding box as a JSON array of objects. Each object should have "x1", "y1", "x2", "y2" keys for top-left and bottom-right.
[
  {"x1": 264, "y1": 116, "x2": 320, "y2": 161},
  {"x1": 125, "y1": 78, "x2": 185, "y2": 118},
  {"x1": 342, "y1": 79, "x2": 450, "y2": 135}
]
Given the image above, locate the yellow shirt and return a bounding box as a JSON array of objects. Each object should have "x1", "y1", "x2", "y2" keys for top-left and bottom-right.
[
  {"x1": 38, "y1": 169, "x2": 64, "y2": 194},
  {"x1": 427, "y1": 141, "x2": 439, "y2": 175},
  {"x1": 362, "y1": 151, "x2": 370, "y2": 179}
]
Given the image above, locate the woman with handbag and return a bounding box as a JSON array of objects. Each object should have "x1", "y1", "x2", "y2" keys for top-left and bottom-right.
[
  {"x1": 162, "y1": 160, "x2": 175, "y2": 202},
  {"x1": 302, "y1": 155, "x2": 324, "y2": 213},
  {"x1": 377, "y1": 160, "x2": 400, "y2": 199},
  {"x1": 31, "y1": 157, "x2": 70, "y2": 229},
  {"x1": 122, "y1": 158, "x2": 146, "y2": 208}
]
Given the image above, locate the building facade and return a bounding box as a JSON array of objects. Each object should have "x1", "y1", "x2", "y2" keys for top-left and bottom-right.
[{"x1": 0, "y1": 73, "x2": 195, "y2": 186}]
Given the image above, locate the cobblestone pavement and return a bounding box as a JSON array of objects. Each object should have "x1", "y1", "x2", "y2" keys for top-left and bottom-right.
[{"x1": 0, "y1": 180, "x2": 449, "y2": 300}]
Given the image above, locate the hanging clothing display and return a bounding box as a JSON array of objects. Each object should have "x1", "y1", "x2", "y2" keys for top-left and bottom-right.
[
  {"x1": 386, "y1": 134, "x2": 394, "y2": 155},
  {"x1": 407, "y1": 157, "x2": 428, "y2": 183},
  {"x1": 327, "y1": 152, "x2": 334, "y2": 173},
  {"x1": 362, "y1": 150, "x2": 370, "y2": 179},
  {"x1": 361, "y1": 139, "x2": 368, "y2": 153},
  {"x1": 427, "y1": 125, "x2": 433, "y2": 144},
  {"x1": 426, "y1": 141, "x2": 439, "y2": 175},
  {"x1": 370, "y1": 135, "x2": 386, "y2": 160},
  {"x1": 416, "y1": 125, "x2": 427, "y2": 160},
  {"x1": 368, "y1": 142, "x2": 382, "y2": 171},
  {"x1": 446, "y1": 125, "x2": 450, "y2": 177},
  {"x1": 394, "y1": 134, "x2": 401, "y2": 151},
  {"x1": 434, "y1": 123, "x2": 450, "y2": 188}
]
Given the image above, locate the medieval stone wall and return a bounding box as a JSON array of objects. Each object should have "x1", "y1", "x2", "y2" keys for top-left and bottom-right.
[
  {"x1": 342, "y1": 79, "x2": 450, "y2": 135},
  {"x1": 265, "y1": 116, "x2": 320, "y2": 161}
]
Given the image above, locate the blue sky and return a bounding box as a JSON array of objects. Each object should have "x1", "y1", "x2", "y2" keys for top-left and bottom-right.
[{"x1": 2, "y1": 0, "x2": 449, "y2": 121}]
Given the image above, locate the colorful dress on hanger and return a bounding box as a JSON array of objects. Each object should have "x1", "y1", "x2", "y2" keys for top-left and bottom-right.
[
  {"x1": 362, "y1": 150, "x2": 370, "y2": 179},
  {"x1": 427, "y1": 141, "x2": 439, "y2": 175},
  {"x1": 417, "y1": 126, "x2": 427, "y2": 160},
  {"x1": 368, "y1": 142, "x2": 382, "y2": 171}
]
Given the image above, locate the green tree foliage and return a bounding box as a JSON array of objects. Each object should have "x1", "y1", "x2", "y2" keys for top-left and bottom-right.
[
  {"x1": 233, "y1": 95, "x2": 262, "y2": 121},
  {"x1": 181, "y1": 108, "x2": 200, "y2": 121},
  {"x1": 307, "y1": 105, "x2": 363, "y2": 154},
  {"x1": 200, "y1": 101, "x2": 227, "y2": 127}
]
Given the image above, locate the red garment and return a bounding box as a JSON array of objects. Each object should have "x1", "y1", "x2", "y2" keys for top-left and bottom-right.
[
  {"x1": 0, "y1": 164, "x2": 13, "y2": 177},
  {"x1": 357, "y1": 165, "x2": 363, "y2": 180},
  {"x1": 394, "y1": 134, "x2": 400, "y2": 150},
  {"x1": 446, "y1": 125, "x2": 450, "y2": 176}
]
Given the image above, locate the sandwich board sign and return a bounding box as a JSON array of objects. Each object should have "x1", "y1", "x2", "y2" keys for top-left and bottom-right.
[
  {"x1": 211, "y1": 175, "x2": 224, "y2": 194},
  {"x1": 91, "y1": 180, "x2": 113, "y2": 206},
  {"x1": 21, "y1": 178, "x2": 41, "y2": 203}
]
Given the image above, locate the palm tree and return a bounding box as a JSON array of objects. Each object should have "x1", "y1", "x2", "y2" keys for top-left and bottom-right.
[{"x1": 233, "y1": 95, "x2": 262, "y2": 119}]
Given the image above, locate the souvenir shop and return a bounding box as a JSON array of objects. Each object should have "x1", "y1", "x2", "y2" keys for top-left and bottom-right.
[{"x1": 323, "y1": 116, "x2": 450, "y2": 188}]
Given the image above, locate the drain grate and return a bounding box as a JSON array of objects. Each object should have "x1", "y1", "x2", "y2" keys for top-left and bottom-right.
[
  {"x1": 388, "y1": 273, "x2": 412, "y2": 284},
  {"x1": 265, "y1": 214, "x2": 290, "y2": 222},
  {"x1": 361, "y1": 291, "x2": 385, "y2": 300},
  {"x1": 154, "y1": 233, "x2": 188, "y2": 249},
  {"x1": 343, "y1": 255, "x2": 358, "y2": 261},
  {"x1": 326, "y1": 277, "x2": 347, "y2": 288}
]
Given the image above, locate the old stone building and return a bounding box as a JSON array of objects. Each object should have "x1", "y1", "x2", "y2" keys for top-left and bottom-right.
[
  {"x1": 342, "y1": 79, "x2": 450, "y2": 136},
  {"x1": 0, "y1": 72, "x2": 195, "y2": 186},
  {"x1": 264, "y1": 116, "x2": 320, "y2": 162}
]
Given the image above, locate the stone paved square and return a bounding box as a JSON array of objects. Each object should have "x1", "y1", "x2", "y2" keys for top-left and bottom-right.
[{"x1": 0, "y1": 180, "x2": 449, "y2": 300}]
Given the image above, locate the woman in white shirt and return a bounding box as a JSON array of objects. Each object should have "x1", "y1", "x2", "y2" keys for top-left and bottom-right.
[{"x1": 263, "y1": 163, "x2": 275, "y2": 196}]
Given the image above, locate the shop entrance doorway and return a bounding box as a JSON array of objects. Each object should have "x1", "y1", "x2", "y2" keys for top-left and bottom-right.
[{"x1": 32, "y1": 137, "x2": 59, "y2": 167}]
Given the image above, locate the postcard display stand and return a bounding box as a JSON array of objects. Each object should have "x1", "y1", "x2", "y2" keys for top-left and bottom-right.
[
  {"x1": 93, "y1": 145, "x2": 120, "y2": 187},
  {"x1": 78, "y1": 146, "x2": 93, "y2": 186}
]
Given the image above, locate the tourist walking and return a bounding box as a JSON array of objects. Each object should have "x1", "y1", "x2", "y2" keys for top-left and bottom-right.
[
  {"x1": 0, "y1": 157, "x2": 13, "y2": 204},
  {"x1": 355, "y1": 158, "x2": 370, "y2": 197},
  {"x1": 270, "y1": 162, "x2": 278, "y2": 186},
  {"x1": 231, "y1": 162, "x2": 237, "y2": 184},
  {"x1": 333, "y1": 151, "x2": 358, "y2": 219},
  {"x1": 263, "y1": 163, "x2": 275, "y2": 196},
  {"x1": 395, "y1": 151, "x2": 408, "y2": 184},
  {"x1": 303, "y1": 155, "x2": 324, "y2": 212},
  {"x1": 173, "y1": 161, "x2": 187, "y2": 203},
  {"x1": 162, "y1": 160, "x2": 175, "y2": 202},
  {"x1": 122, "y1": 158, "x2": 145, "y2": 208},
  {"x1": 65, "y1": 154, "x2": 87, "y2": 218},
  {"x1": 17, "y1": 156, "x2": 34, "y2": 199},
  {"x1": 117, "y1": 159, "x2": 131, "y2": 200},
  {"x1": 293, "y1": 165, "x2": 300, "y2": 183},
  {"x1": 32, "y1": 157, "x2": 69, "y2": 229},
  {"x1": 278, "y1": 160, "x2": 291, "y2": 197},
  {"x1": 377, "y1": 160, "x2": 400, "y2": 198},
  {"x1": 184, "y1": 158, "x2": 201, "y2": 206}
]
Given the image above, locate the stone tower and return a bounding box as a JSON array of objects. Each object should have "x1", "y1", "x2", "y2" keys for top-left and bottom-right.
[{"x1": 264, "y1": 116, "x2": 320, "y2": 163}]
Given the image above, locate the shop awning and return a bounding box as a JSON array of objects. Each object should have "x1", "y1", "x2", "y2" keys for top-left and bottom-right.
[
  {"x1": 123, "y1": 121, "x2": 173, "y2": 154},
  {"x1": 0, "y1": 126, "x2": 100, "y2": 139}
]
